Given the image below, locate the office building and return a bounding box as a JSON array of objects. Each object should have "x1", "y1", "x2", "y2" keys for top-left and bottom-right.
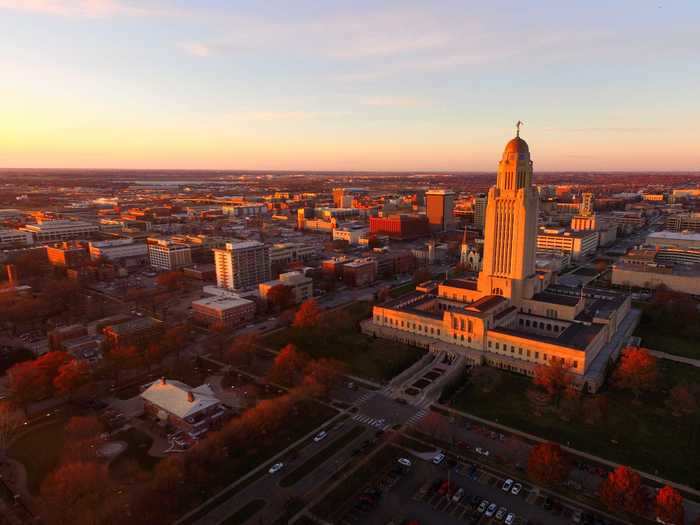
[
  {"x1": 425, "y1": 189, "x2": 456, "y2": 232},
  {"x1": 369, "y1": 214, "x2": 430, "y2": 240},
  {"x1": 46, "y1": 242, "x2": 90, "y2": 269},
  {"x1": 21, "y1": 220, "x2": 99, "y2": 242},
  {"x1": 537, "y1": 227, "x2": 599, "y2": 261},
  {"x1": 664, "y1": 213, "x2": 700, "y2": 232},
  {"x1": 259, "y1": 271, "x2": 313, "y2": 304},
  {"x1": 191, "y1": 295, "x2": 256, "y2": 328},
  {"x1": 0, "y1": 228, "x2": 34, "y2": 249},
  {"x1": 147, "y1": 239, "x2": 193, "y2": 270},
  {"x1": 214, "y1": 241, "x2": 271, "y2": 291}
]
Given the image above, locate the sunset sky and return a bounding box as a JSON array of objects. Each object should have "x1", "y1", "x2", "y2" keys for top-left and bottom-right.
[{"x1": 1, "y1": 0, "x2": 698, "y2": 171}]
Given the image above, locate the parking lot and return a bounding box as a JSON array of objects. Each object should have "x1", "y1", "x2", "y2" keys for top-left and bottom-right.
[{"x1": 337, "y1": 450, "x2": 622, "y2": 525}]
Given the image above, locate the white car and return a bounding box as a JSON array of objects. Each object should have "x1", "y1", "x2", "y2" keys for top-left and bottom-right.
[
  {"x1": 452, "y1": 487, "x2": 464, "y2": 503},
  {"x1": 475, "y1": 447, "x2": 490, "y2": 456},
  {"x1": 313, "y1": 431, "x2": 328, "y2": 442},
  {"x1": 505, "y1": 513, "x2": 516, "y2": 525},
  {"x1": 398, "y1": 458, "x2": 412, "y2": 467},
  {"x1": 432, "y1": 452, "x2": 446, "y2": 464},
  {"x1": 485, "y1": 503, "x2": 497, "y2": 517},
  {"x1": 268, "y1": 462, "x2": 284, "y2": 474},
  {"x1": 502, "y1": 478, "x2": 514, "y2": 492},
  {"x1": 511, "y1": 482, "x2": 522, "y2": 495}
]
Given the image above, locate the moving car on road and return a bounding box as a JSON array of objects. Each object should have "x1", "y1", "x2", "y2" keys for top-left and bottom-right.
[
  {"x1": 268, "y1": 462, "x2": 284, "y2": 474},
  {"x1": 475, "y1": 447, "x2": 490, "y2": 456},
  {"x1": 398, "y1": 458, "x2": 412, "y2": 467},
  {"x1": 313, "y1": 431, "x2": 328, "y2": 442},
  {"x1": 432, "y1": 452, "x2": 446, "y2": 464}
]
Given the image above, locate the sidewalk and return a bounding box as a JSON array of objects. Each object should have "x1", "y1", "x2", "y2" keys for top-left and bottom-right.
[{"x1": 647, "y1": 349, "x2": 700, "y2": 368}]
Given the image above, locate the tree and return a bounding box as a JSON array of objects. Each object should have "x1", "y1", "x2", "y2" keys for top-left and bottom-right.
[
  {"x1": 599, "y1": 466, "x2": 647, "y2": 515},
  {"x1": 666, "y1": 383, "x2": 698, "y2": 417},
  {"x1": 533, "y1": 358, "x2": 574, "y2": 406},
  {"x1": 109, "y1": 345, "x2": 141, "y2": 383},
  {"x1": 226, "y1": 333, "x2": 259, "y2": 369},
  {"x1": 293, "y1": 299, "x2": 323, "y2": 329},
  {"x1": 53, "y1": 360, "x2": 91, "y2": 398},
  {"x1": 40, "y1": 462, "x2": 115, "y2": 525},
  {"x1": 8, "y1": 359, "x2": 50, "y2": 405},
  {"x1": 303, "y1": 358, "x2": 347, "y2": 397},
  {"x1": 156, "y1": 271, "x2": 186, "y2": 291},
  {"x1": 527, "y1": 442, "x2": 570, "y2": 486},
  {"x1": 267, "y1": 284, "x2": 295, "y2": 311},
  {"x1": 526, "y1": 387, "x2": 550, "y2": 416},
  {"x1": 267, "y1": 344, "x2": 309, "y2": 387},
  {"x1": 655, "y1": 486, "x2": 684, "y2": 525},
  {"x1": 0, "y1": 402, "x2": 22, "y2": 462},
  {"x1": 613, "y1": 347, "x2": 657, "y2": 400},
  {"x1": 63, "y1": 416, "x2": 104, "y2": 461}
]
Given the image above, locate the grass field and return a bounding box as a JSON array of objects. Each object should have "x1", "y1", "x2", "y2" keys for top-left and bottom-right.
[
  {"x1": 265, "y1": 301, "x2": 426, "y2": 383},
  {"x1": 634, "y1": 324, "x2": 700, "y2": 359},
  {"x1": 9, "y1": 420, "x2": 66, "y2": 493},
  {"x1": 448, "y1": 360, "x2": 700, "y2": 487}
]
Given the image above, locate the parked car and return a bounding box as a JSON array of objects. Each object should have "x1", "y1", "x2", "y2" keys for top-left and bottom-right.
[
  {"x1": 485, "y1": 503, "x2": 498, "y2": 517},
  {"x1": 502, "y1": 479, "x2": 514, "y2": 492},
  {"x1": 505, "y1": 513, "x2": 516, "y2": 525},
  {"x1": 452, "y1": 488, "x2": 464, "y2": 503},
  {"x1": 477, "y1": 500, "x2": 489, "y2": 513},
  {"x1": 432, "y1": 452, "x2": 446, "y2": 464},
  {"x1": 511, "y1": 482, "x2": 522, "y2": 495},
  {"x1": 313, "y1": 431, "x2": 328, "y2": 442},
  {"x1": 475, "y1": 447, "x2": 490, "y2": 456},
  {"x1": 268, "y1": 462, "x2": 284, "y2": 474},
  {"x1": 398, "y1": 458, "x2": 412, "y2": 467},
  {"x1": 496, "y1": 507, "x2": 507, "y2": 520}
]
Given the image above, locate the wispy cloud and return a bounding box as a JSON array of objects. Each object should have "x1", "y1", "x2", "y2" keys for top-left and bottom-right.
[
  {"x1": 0, "y1": 0, "x2": 169, "y2": 17},
  {"x1": 179, "y1": 41, "x2": 210, "y2": 58}
]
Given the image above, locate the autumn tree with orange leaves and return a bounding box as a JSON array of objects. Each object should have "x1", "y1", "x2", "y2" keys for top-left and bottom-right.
[
  {"x1": 533, "y1": 358, "x2": 574, "y2": 406},
  {"x1": 527, "y1": 442, "x2": 570, "y2": 486},
  {"x1": 53, "y1": 360, "x2": 91, "y2": 398},
  {"x1": 303, "y1": 358, "x2": 347, "y2": 397},
  {"x1": 40, "y1": 461, "x2": 114, "y2": 525},
  {"x1": 613, "y1": 347, "x2": 657, "y2": 400},
  {"x1": 267, "y1": 344, "x2": 309, "y2": 387},
  {"x1": 655, "y1": 485, "x2": 684, "y2": 525},
  {"x1": 599, "y1": 466, "x2": 647, "y2": 515},
  {"x1": 293, "y1": 298, "x2": 323, "y2": 329}
]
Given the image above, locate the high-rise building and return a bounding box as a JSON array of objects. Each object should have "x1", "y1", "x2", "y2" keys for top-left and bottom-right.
[
  {"x1": 580, "y1": 192, "x2": 594, "y2": 217},
  {"x1": 473, "y1": 193, "x2": 488, "y2": 230},
  {"x1": 477, "y1": 133, "x2": 539, "y2": 303},
  {"x1": 425, "y1": 189, "x2": 456, "y2": 232},
  {"x1": 214, "y1": 241, "x2": 271, "y2": 291},
  {"x1": 147, "y1": 239, "x2": 192, "y2": 270}
]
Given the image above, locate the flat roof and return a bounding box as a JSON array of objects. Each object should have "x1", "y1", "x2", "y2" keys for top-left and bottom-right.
[
  {"x1": 193, "y1": 295, "x2": 254, "y2": 310},
  {"x1": 531, "y1": 292, "x2": 581, "y2": 307},
  {"x1": 647, "y1": 230, "x2": 700, "y2": 242},
  {"x1": 442, "y1": 279, "x2": 478, "y2": 291}
]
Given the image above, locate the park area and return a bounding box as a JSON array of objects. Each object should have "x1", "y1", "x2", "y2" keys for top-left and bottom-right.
[
  {"x1": 447, "y1": 359, "x2": 700, "y2": 487},
  {"x1": 264, "y1": 301, "x2": 426, "y2": 383}
]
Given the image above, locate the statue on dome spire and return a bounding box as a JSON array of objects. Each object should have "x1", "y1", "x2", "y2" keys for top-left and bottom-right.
[{"x1": 516, "y1": 120, "x2": 523, "y2": 137}]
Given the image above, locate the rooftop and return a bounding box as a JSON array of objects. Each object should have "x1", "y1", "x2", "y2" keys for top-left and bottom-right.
[
  {"x1": 140, "y1": 379, "x2": 220, "y2": 420},
  {"x1": 193, "y1": 295, "x2": 254, "y2": 310},
  {"x1": 531, "y1": 292, "x2": 582, "y2": 307}
]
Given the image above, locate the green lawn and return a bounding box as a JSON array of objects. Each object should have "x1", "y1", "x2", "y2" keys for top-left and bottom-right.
[
  {"x1": 448, "y1": 361, "x2": 700, "y2": 487},
  {"x1": 389, "y1": 281, "x2": 416, "y2": 298},
  {"x1": 634, "y1": 324, "x2": 700, "y2": 359},
  {"x1": 265, "y1": 301, "x2": 426, "y2": 382},
  {"x1": 9, "y1": 420, "x2": 66, "y2": 493}
]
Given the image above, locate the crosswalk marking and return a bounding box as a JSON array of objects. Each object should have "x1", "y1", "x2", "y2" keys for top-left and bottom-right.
[
  {"x1": 405, "y1": 408, "x2": 428, "y2": 427},
  {"x1": 351, "y1": 413, "x2": 392, "y2": 430}
]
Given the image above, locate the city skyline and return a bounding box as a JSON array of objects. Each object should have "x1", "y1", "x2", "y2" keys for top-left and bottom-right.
[{"x1": 1, "y1": 1, "x2": 699, "y2": 171}]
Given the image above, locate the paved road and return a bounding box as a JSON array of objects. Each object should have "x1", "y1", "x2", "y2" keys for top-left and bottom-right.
[{"x1": 191, "y1": 422, "x2": 374, "y2": 525}]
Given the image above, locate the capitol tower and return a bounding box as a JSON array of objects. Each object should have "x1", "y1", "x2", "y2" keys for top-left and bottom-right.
[{"x1": 477, "y1": 126, "x2": 541, "y2": 304}]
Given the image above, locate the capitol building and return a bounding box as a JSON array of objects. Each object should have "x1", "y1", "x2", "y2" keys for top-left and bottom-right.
[{"x1": 363, "y1": 132, "x2": 639, "y2": 392}]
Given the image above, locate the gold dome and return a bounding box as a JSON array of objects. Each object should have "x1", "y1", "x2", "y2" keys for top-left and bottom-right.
[{"x1": 504, "y1": 136, "x2": 529, "y2": 154}]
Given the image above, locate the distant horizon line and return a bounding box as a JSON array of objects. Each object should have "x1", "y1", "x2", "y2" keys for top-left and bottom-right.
[{"x1": 1, "y1": 167, "x2": 699, "y2": 175}]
